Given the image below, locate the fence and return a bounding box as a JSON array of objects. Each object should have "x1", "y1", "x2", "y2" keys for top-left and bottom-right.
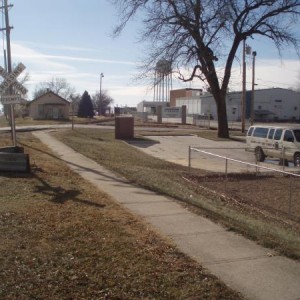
[
  {"x1": 188, "y1": 146, "x2": 300, "y2": 220},
  {"x1": 192, "y1": 114, "x2": 211, "y2": 129}
]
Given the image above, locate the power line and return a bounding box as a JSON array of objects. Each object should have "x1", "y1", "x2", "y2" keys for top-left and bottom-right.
[{"x1": 256, "y1": 78, "x2": 297, "y2": 87}]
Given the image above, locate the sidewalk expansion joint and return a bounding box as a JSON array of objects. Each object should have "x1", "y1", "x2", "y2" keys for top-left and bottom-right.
[
  {"x1": 142, "y1": 212, "x2": 192, "y2": 218},
  {"x1": 202, "y1": 254, "x2": 276, "y2": 267},
  {"x1": 123, "y1": 200, "x2": 173, "y2": 205},
  {"x1": 169, "y1": 230, "x2": 226, "y2": 238}
]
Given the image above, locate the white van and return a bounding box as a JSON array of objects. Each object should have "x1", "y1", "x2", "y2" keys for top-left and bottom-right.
[{"x1": 246, "y1": 125, "x2": 300, "y2": 167}]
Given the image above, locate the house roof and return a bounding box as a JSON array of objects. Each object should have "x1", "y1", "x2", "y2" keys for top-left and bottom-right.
[{"x1": 30, "y1": 91, "x2": 70, "y2": 105}]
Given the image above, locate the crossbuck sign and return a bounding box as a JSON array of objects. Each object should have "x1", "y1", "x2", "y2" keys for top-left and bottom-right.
[{"x1": 0, "y1": 62, "x2": 28, "y2": 105}]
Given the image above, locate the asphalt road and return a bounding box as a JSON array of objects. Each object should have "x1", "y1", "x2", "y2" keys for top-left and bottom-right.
[{"x1": 1, "y1": 123, "x2": 298, "y2": 173}]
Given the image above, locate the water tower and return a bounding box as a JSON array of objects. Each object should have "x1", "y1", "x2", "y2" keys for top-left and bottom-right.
[{"x1": 153, "y1": 60, "x2": 172, "y2": 102}]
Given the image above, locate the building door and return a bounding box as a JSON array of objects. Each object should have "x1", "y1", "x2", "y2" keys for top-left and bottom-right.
[{"x1": 53, "y1": 107, "x2": 59, "y2": 119}]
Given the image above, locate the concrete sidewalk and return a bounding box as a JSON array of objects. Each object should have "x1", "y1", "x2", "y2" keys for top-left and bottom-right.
[{"x1": 33, "y1": 131, "x2": 300, "y2": 300}]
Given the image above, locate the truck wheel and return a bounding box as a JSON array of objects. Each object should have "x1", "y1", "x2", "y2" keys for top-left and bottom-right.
[
  {"x1": 255, "y1": 147, "x2": 265, "y2": 162},
  {"x1": 294, "y1": 153, "x2": 300, "y2": 167}
]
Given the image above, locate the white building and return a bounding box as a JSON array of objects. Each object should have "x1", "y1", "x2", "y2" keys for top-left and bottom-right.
[
  {"x1": 137, "y1": 100, "x2": 169, "y2": 114},
  {"x1": 173, "y1": 88, "x2": 300, "y2": 122}
]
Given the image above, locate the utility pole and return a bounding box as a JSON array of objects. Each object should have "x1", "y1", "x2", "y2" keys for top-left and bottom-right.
[
  {"x1": 251, "y1": 51, "x2": 257, "y2": 126},
  {"x1": 241, "y1": 40, "x2": 246, "y2": 133},
  {"x1": 241, "y1": 40, "x2": 252, "y2": 133},
  {"x1": 1, "y1": 0, "x2": 16, "y2": 145}
]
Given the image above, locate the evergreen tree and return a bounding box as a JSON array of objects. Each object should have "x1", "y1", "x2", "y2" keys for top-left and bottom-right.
[{"x1": 77, "y1": 91, "x2": 94, "y2": 118}]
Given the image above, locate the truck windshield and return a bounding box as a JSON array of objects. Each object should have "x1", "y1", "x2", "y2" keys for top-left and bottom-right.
[{"x1": 293, "y1": 130, "x2": 300, "y2": 142}]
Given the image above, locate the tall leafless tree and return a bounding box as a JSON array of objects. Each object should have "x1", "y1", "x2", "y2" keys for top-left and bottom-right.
[
  {"x1": 112, "y1": 0, "x2": 300, "y2": 138},
  {"x1": 33, "y1": 77, "x2": 75, "y2": 101},
  {"x1": 92, "y1": 90, "x2": 114, "y2": 115}
]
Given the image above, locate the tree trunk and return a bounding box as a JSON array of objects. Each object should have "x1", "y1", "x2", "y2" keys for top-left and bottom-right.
[{"x1": 215, "y1": 93, "x2": 229, "y2": 139}]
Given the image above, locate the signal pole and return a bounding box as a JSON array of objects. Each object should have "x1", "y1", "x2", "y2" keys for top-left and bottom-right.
[
  {"x1": 2, "y1": 0, "x2": 12, "y2": 74},
  {"x1": 1, "y1": 0, "x2": 16, "y2": 145}
]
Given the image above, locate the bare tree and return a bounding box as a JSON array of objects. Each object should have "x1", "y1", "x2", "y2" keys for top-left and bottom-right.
[
  {"x1": 112, "y1": 0, "x2": 300, "y2": 138},
  {"x1": 92, "y1": 90, "x2": 114, "y2": 115},
  {"x1": 33, "y1": 77, "x2": 75, "y2": 100}
]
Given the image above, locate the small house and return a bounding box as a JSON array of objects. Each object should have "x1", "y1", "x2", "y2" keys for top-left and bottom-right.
[{"x1": 29, "y1": 91, "x2": 70, "y2": 120}]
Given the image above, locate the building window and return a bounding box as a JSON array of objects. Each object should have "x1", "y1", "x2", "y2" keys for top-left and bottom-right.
[
  {"x1": 294, "y1": 106, "x2": 298, "y2": 111},
  {"x1": 274, "y1": 99, "x2": 282, "y2": 102},
  {"x1": 258, "y1": 105, "x2": 262, "y2": 110}
]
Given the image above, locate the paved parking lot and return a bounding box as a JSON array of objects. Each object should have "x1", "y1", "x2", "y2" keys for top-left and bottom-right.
[{"x1": 130, "y1": 135, "x2": 299, "y2": 173}]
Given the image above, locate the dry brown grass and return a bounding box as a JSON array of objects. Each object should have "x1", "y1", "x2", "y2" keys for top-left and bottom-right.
[
  {"x1": 0, "y1": 132, "x2": 242, "y2": 299},
  {"x1": 52, "y1": 128, "x2": 300, "y2": 261},
  {"x1": 0, "y1": 115, "x2": 114, "y2": 128}
]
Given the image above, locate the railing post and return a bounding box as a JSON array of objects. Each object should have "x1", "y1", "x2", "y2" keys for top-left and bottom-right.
[
  {"x1": 282, "y1": 147, "x2": 285, "y2": 171},
  {"x1": 288, "y1": 175, "x2": 292, "y2": 218},
  {"x1": 225, "y1": 158, "x2": 228, "y2": 192},
  {"x1": 255, "y1": 157, "x2": 259, "y2": 175}
]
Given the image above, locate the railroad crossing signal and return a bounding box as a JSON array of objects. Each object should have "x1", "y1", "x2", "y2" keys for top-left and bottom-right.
[
  {"x1": 0, "y1": 94, "x2": 21, "y2": 105},
  {"x1": 0, "y1": 62, "x2": 27, "y2": 104}
]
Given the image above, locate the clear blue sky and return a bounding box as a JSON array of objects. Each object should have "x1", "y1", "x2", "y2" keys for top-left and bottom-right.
[{"x1": 1, "y1": 0, "x2": 300, "y2": 107}]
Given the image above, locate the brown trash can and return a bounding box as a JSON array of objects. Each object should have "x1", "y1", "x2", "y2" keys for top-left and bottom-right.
[{"x1": 115, "y1": 116, "x2": 134, "y2": 139}]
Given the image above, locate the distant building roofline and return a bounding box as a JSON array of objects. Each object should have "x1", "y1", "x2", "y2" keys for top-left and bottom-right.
[{"x1": 171, "y1": 88, "x2": 203, "y2": 92}]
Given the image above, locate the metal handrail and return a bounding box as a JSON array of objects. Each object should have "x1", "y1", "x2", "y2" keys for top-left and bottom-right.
[
  {"x1": 189, "y1": 146, "x2": 300, "y2": 178},
  {"x1": 188, "y1": 146, "x2": 300, "y2": 217}
]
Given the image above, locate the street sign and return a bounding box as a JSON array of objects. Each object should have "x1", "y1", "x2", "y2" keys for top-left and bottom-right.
[
  {"x1": 1, "y1": 94, "x2": 21, "y2": 105},
  {"x1": 0, "y1": 62, "x2": 27, "y2": 95}
]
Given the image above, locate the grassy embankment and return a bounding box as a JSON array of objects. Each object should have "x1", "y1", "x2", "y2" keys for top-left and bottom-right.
[
  {"x1": 53, "y1": 128, "x2": 300, "y2": 261},
  {"x1": 0, "y1": 131, "x2": 242, "y2": 299},
  {"x1": 0, "y1": 115, "x2": 115, "y2": 128}
]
